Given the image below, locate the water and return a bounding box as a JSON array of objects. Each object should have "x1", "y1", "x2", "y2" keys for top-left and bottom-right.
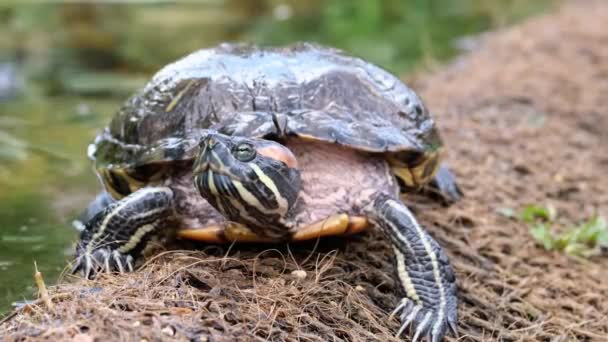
[
  {"x1": 0, "y1": 1, "x2": 554, "y2": 314},
  {"x1": 0, "y1": 94, "x2": 120, "y2": 311}
]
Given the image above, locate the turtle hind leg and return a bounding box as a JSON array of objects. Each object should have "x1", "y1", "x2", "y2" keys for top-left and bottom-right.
[
  {"x1": 72, "y1": 186, "x2": 174, "y2": 279},
  {"x1": 365, "y1": 193, "x2": 458, "y2": 342},
  {"x1": 424, "y1": 164, "x2": 463, "y2": 204}
]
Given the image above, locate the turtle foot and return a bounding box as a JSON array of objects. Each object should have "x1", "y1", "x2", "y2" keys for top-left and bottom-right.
[
  {"x1": 391, "y1": 298, "x2": 458, "y2": 342},
  {"x1": 427, "y1": 165, "x2": 463, "y2": 204},
  {"x1": 71, "y1": 246, "x2": 134, "y2": 279}
]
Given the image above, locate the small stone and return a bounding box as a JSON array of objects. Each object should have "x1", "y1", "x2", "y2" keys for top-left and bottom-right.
[
  {"x1": 291, "y1": 270, "x2": 307, "y2": 280},
  {"x1": 132, "y1": 321, "x2": 141, "y2": 327},
  {"x1": 72, "y1": 334, "x2": 94, "y2": 342},
  {"x1": 355, "y1": 285, "x2": 365, "y2": 292},
  {"x1": 161, "y1": 326, "x2": 175, "y2": 336}
]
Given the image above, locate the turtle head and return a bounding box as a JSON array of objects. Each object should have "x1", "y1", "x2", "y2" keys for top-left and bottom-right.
[
  {"x1": 389, "y1": 149, "x2": 442, "y2": 191},
  {"x1": 192, "y1": 133, "x2": 300, "y2": 237},
  {"x1": 389, "y1": 123, "x2": 443, "y2": 191}
]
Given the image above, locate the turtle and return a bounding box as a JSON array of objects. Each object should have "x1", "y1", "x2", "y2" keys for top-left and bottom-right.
[{"x1": 73, "y1": 42, "x2": 462, "y2": 341}]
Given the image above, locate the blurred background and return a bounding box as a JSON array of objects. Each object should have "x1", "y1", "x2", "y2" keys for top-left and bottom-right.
[{"x1": 0, "y1": 0, "x2": 554, "y2": 312}]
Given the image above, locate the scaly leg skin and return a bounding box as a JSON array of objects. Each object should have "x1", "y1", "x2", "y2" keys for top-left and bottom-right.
[
  {"x1": 366, "y1": 193, "x2": 458, "y2": 342},
  {"x1": 72, "y1": 187, "x2": 174, "y2": 279},
  {"x1": 426, "y1": 164, "x2": 463, "y2": 204}
]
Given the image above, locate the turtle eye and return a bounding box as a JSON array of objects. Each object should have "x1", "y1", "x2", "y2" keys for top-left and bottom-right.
[{"x1": 234, "y1": 143, "x2": 256, "y2": 162}]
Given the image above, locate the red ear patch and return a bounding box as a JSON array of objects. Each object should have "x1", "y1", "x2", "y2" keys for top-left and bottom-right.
[{"x1": 256, "y1": 145, "x2": 299, "y2": 168}]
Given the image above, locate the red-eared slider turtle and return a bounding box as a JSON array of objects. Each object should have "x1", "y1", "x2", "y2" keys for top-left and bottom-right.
[{"x1": 73, "y1": 43, "x2": 462, "y2": 341}]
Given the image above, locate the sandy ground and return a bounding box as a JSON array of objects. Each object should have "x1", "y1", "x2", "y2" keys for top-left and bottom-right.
[{"x1": 1, "y1": 0, "x2": 607, "y2": 341}]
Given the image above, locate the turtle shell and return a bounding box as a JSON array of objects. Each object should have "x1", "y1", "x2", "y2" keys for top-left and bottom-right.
[{"x1": 90, "y1": 43, "x2": 443, "y2": 197}]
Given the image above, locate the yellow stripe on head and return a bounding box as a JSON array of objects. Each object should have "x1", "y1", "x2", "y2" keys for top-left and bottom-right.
[{"x1": 250, "y1": 164, "x2": 289, "y2": 213}]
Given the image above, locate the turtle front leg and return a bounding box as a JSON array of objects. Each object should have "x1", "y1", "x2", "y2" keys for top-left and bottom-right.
[
  {"x1": 72, "y1": 187, "x2": 174, "y2": 278},
  {"x1": 366, "y1": 193, "x2": 458, "y2": 342},
  {"x1": 426, "y1": 164, "x2": 463, "y2": 204}
]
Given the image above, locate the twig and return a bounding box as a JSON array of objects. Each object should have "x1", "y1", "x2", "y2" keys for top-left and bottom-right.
[
  {"x1": 0, "y1": 311, "x2": 18, "y2": 326},
  {"x1": 0, "y1": 292, "x2": 71, "y2": 327},
  {"x1": 34, "y1": 261, "x2": 54, "y2": 311}
]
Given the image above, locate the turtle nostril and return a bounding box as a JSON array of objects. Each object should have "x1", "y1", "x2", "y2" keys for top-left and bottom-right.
[{"x1": 202, "y1": 136, "x2": 217, "y2": 149}]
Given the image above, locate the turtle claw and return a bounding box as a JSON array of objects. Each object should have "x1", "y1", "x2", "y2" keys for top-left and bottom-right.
[
  {"x1": 70, "y1": 253, "x2": 91, "y2": 278},
  {"x1": 411, "y1": 312, "x2": 431, "y2": 342},
  {"x1": 71, "y1": 252, "x2": 99, "y2": 279},
  {"x1": 447, "y1": 319, "x2": 459, "y2": 338},
  {"x1": 393, "y1": 298, "x2": 457, "y2": 342},
  {"x1": 126, "y1": 255, "x2": 134, "y2": 272},
  {"x1": 72, "y1": 246, "x2": 135, "y2": 279}
]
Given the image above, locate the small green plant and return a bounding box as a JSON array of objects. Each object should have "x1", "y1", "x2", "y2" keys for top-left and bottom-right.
[{"x1": 520, "y1": 204, "x2": 608, "y2": 258}]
